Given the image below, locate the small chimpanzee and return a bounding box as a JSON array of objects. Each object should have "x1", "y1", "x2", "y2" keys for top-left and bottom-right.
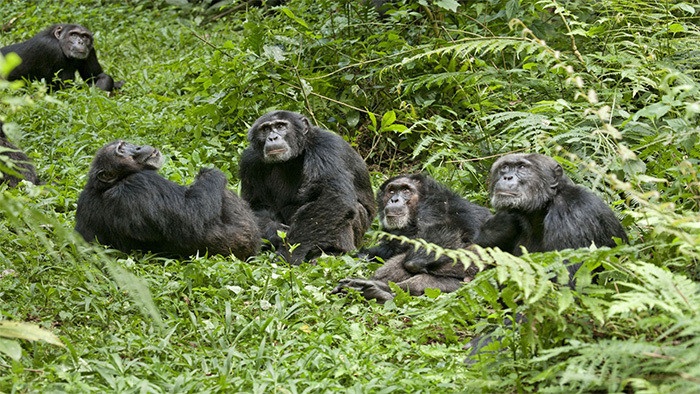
[
  {"x1": 0, "y1": 121, "x2": 39, "y2": 187},
  {"x1": 1, "y1": 24, "x2": 122, "y2": 91},
  {"x1": 331, "y1": 174, "x2": 493, "y2": 303},
  {"x1": 75, "y1": 140, "x2": 260, "y2": 259},
  {"x1": 239, "y1": 110, "x2": 376, "y2": 265},
  {"x1": 464, "y1": 153, "x2": 628, "y2": 363}
]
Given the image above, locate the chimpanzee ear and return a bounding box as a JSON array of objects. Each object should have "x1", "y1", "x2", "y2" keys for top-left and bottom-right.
[
  {"x1": 551, "y1": 163, "x2": 563, "y2": 189},
  {"x1": 53, "y1": 26, "x2": 63, "y2": 40},
  {"x1": 300, "y1": 116, "x2": 310, "y2": 135},
  {"x1": 96, "y1": 170, "x2": 117, "y2": 184}
]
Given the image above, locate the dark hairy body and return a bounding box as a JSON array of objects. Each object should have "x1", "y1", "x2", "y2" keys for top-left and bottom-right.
[
  {"x1": 465, "y1": 153, "x2": 628, "y2": 363},
  {"x1": 332, "y1": 174, "x2": 493, "y2": 303},
  {"x1": 75, "y1": 140, "x2": 260, "y2": 259},
  {"x1": 239, "y1": 110, "x2": 376, "y2": 265},
  {"x1": 1, "y1": 24, "x2": 121, "y2": 91},
  {"x1": 475, "y1": 153, "x2": 628, "y2": 272}
]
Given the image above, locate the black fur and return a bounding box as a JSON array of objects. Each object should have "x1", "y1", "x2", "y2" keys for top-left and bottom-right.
[
  {"x1": 239, "y1": 111, "x2": 376, "y2": 265},
  {"x1": 0, "y1": 122, "x2": 39, "y2": 187},
  {"x1": 1, "y1": 24, "x2": 121, "y2": 91},
  {"x1": 476, "y1": 153, "x2": 628, "y2": 265},
  {"x1": 332, "y1": 174, "x2": 492, "y2": 303},
  {"x1": 465, "y1": 153, "x2": 628, "y2": 364},
  {"x1": 75, "y1": 140, "x2": 260, "y2": 259}
]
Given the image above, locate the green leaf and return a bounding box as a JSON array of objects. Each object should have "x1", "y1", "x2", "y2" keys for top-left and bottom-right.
[
  {"x1": 672, "y1": 3, "x2": 695, "y2": 14},
  {"x1": 347, "y1": 111, "x2": 360, "y2": 128},
  {"x1": 0, "y1": 338, "x2": 22, "y2": 361},
  {"x1": 424, "y1": 287, "x2": 442, "y2": 299},
  {"x1": 381, "y1": 110, "x2": 397, "y2": 129},
  {"x1": 0, "y1": 321, "x2": 64, "y2": 347},
  {"x1": 633, "y1": 103, "x2": 671, "y2": 120},
  {"x1": 279, "y1": 7, "x2": 309, "y2": 29},
  {"x1": 368, "y1": 111, "x2": 378, "y2": 132},
  {"x1": 505, "y1": 0, "x2": 519, "y2": 19},
  {"x1": 435, "y1": 0, "x2": 459, "y2": 12},
  {"x1": 0, "y1": 52, "x2": 22, "y2": 77},
  {"x1": 668, "y1": 23, "x2": 684, "y2": 33}
]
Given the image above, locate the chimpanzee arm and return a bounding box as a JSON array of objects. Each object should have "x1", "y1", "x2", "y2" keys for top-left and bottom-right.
[
  {"x1": 283, "y1": 171, "x2": 360, "y2": 263},
  {"x1": 360, "y1": 237, "x2": 409, "y2": 262},
  {"x1": 474, "y1": 211, "x2": 522, "y2": 252},
  {"x1": 181, "y1": 168, "x2": 228, "y2": 219},
  {"x1": 77, "y1": 51, "x2": 114, "y2": 91}
]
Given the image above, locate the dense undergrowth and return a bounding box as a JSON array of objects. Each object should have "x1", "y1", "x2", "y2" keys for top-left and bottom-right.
[{"x1": 0, "y1": 0, "x2": 698, "y2": 391}]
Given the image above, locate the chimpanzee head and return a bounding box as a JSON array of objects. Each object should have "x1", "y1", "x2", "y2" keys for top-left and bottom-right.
[
  {"x1": 247, "y1": 110, "x2": 311, "y2": 163},
  {"x1": 89, "y1": 140, "x2": 164, "y2": 188},
  {"x1": 488, "y1": 153, "x2": 567, "y2": 212},
  {"x1": 54, "y1": 24, "x2": 94, "y2": 60},
  {"x1": 377, "y1": 176, "x2": 422, "y2": 230}
]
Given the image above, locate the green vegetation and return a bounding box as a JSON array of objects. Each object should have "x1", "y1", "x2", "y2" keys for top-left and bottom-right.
[{"x1": 1, "y1": 0, "x2": 698, "y2": 391}]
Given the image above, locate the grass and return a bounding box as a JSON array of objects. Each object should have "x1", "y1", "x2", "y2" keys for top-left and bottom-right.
[{"x1": 1, "y1": 0, "x2": 699, "y2": 391}]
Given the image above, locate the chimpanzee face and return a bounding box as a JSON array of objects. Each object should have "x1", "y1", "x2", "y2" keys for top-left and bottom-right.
[
  {"x1": 55, "y1": 25, "x2": 94, "y2": 60},
  {"x1": 90, "y1": 140, "x2": 164, "y2": 186},
  {"x1": 248, "y1": 111, "x2": 310, "y2": 164},
  {"x1": 489, "y1": 153, "x2": 563, "y2": 212},
  {"x1": 379, "y1": 177, "x2": 421, "y2": 230}
]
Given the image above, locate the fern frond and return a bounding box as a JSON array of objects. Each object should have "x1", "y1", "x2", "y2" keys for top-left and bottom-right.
[{"x1": 608, "y1": 261, "x2": 699, "y2": 317}]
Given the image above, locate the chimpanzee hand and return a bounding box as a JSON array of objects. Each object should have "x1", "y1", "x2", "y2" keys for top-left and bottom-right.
[{"x1": 330, "y1": 279, "x2": 394, "y2": 303}]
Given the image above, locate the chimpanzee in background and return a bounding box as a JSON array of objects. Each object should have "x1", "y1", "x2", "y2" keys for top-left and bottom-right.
[
  {"x1": 465, "y1": 152, "x2": 628, "y2": 363},
  {"x1": 239, "y1": 110, "x2": 376, "y2": 265},
  {"x1": 75, "y1": 140, "x2": 260, "y2": 259},
  {"x1": 0, "y1": 24, "x2": 122, "y2": 92},
  {"x1": 331, "y1": 174, "x2": 493, "y2": 303},
  {"x1": 0, "y1": 121, "x2": 39, "y2": 187}
]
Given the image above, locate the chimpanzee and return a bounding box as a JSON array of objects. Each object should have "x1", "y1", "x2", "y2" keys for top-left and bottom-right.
[
  {"x1": 75, "y1": 140, "x2": 260, "y2": 259},
  {"x1": 0, "y1": 24, "x2": 122, "y2": 92},
  {"x1": 331, "y1": 174, "x2": 493, "y2": 303},
  {"x1": 239, "y1": 110, "x2": 376, "y2": 265},
  {"x1": 0, "y1": 121, "x2": 39, "y2": 187},
  {"x1": 465, "y1": 153, "x2": 628, "y2": 363},
  {"x1": 475, "y1": 153, "x2": 628, "y2": 268}
]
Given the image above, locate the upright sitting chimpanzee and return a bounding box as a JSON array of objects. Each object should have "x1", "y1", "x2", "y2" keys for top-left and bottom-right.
[
  {"x1": 0, "y1": 121, "x2": 39, "y2": 187},
  {"x1": 331, "y1": 174, "x2": 493, "y2": 303},
  {"x1": 465, "y1": 153, "x2": 628, "y2": 363},
  {"x1": 239, "y1": 110, "x2": 376, "y2": 265},
  {"x1": 476, "y1": 153, "x2": 628, "y2": 268},
  {"x1": 1, "y1": 24, "x2": 122, "y2": 92},
  {"x1": 75, "y1": 140, "x2": 260, "y2": 259}
]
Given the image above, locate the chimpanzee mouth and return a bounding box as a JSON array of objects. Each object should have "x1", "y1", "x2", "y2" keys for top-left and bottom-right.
[
  {"x1": 385, "y1": 213, "x2": 407, "y2": 217},
  {"x1": 140, "y1": 149, "x2": 160, "y2": 162},
  {"x1": 495, "y1": 190, "x2": 519, "y2": 196},
  {"x1": 144, "y1": 150, "x2": 164, "y2": 169},
  {"x1": 71, "y1": 50, "x2": 90, "y2": 59},
  {"x1": 265, "y1": 148, "x2": 287, "y2": 156}
]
